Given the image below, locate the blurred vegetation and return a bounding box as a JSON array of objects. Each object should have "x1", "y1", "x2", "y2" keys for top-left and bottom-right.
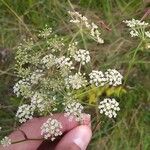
[{"x1": 0, "y1": 0, "x2": 150, "y2": 150}]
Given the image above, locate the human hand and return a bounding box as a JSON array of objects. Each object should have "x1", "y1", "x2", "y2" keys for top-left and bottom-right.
[{"x1": 0, "y1": 113, "x2": 92, "y2": 150}]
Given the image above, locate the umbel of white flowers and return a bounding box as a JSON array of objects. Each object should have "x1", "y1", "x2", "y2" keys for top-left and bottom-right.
[
  {"x1": 123, "y1": 19, "x2": 150, "y2": 39},
  {"x1": 1, "y1": 11, "x2": 130, "y2": 148},
  {"x1": 98, "y1": 98, "x2": 120, "y2": 118},
  {"x1": 41, "y1": 118, "x2": 63, "y2": 141},
  {"x1": 68, "y1": 11, "x2": 104, "y2": 43},
  {"x1": 0, "y1": 136, "x2": 11, "y2": 147},
  {"x1": 15, "y1": 104, "x2": 35, "y2": 123}
]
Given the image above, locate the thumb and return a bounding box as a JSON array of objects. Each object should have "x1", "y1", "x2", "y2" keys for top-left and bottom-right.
[{"x1": 55, "y1": 125, "x2": 92, "y2": 150}]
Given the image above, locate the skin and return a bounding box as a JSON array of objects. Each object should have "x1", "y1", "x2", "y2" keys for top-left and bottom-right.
[{"x1": 0, "y1": 114, "x2": 92, "y2": 150}]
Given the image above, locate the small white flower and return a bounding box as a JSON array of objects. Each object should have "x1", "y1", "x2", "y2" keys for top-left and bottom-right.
[
  {"x1": 145, "y1": 31, "x2": 150, "y2": 38},
  {"x1": 31, "y1": 92, "x2": 51, "y2": 113},
  {"x1": 56, "y1": 56, "x2": 74, "y2": 76},
  {"x1": 65, "y1": 72, "x2": 87, "y2": 89},
  {"x1": 56, "y1": 56, "x2": 74, "y2": 69},
  {"x1": 89, "y1": 70, "x2": 107, "y2": 86},
  {"x1": 123, "y1": 19, "x2": 149, "y2": 28},
  {"x1": 70, "y1": 19, "x2": 80, "y2": 23},
  {"x1": 123, "y1": 19, "x2": 149, "y2": 38},
  {"x1": 68, "y1": 11, "x2": 104, "y2": 44},
  {"x1": 68, "y1": 42, "x2": 78, "y2": 57},
  {"x1": 13, "y1": 79, "x2": 32, "y2": 98},
  {"x1": 16, "y1": 104, "x2": 35, "y2": 123},
  {"x1": 68, "y1": 11, "x2": 82, "y2": 25},
  {"x1": 38, "y1": 25, "x2": 52, "y2": 38},
  {"x1": 98, "y1": 98, "x2": 120, "y2": 118},
  {"x1": 41, "y1": 54, "x2": 56, "y2": 69},
  {"x1": 146, "y1": 43, "x2": 150, "y2": 49},
  {"x1": 90, "y1": 23, "x2": 104, "y2": 44},
  {"x1": 30, "y1": 69, "x2": 44, "y2": 84},
  {"x1": 1, "y1": 136, "x2": 11, "y2": 147},
  {"x1": 41, "y1": 118, "x2": 62, "y2": 140},
  {"x1": 47, "y1": 36, "x2": 64, "y2": 52},
  {"x1": 19, "y1": 38, "x2": 34, "y2": 51},
  {"x1": 130, "y1": 30, "x2": 139, "y2": 37},
  {"x1": 64, "y1": 101, "x2": 84, "y2": 121},
  {"x1": 73, "y1": 49, "x2": 91, "y2": 65},
  {"x1": 105, "y1": 69, "x2": 123, "y2": 86},
  {"x1": 0, "y1": 127, "x2": 2, "y2": 131}
]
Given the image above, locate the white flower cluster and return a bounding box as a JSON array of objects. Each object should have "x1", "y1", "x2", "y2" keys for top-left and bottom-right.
[
  {"x1": 123, "y1": 19, "x2": 150, "y2": 38},
  {"x1": 47, "y1": 36, "x2": 64, "y2": 52},
  {"x1": 89, "y1": 69, "x2": 123, "y2": 87},
  {"x1": 16, "y1": 104, "x2": 34, "y2": 123},
  {"x1": 105, "y1": 69, "x2": 123, "y2": 86},
  {"x1": 30, "y1": 69, "x2": 44, "y2": 84},
  {"x1": 145, "y1": 31, "x2": 150, "y2": 38},
  {"x1": 64, "y1": 69, "x2": 122, "y2": 90},
  {"x1": 68, "y1": 11, "x2": 104, "y2": 43},
  {"x1": 68, "y1": 11, "x2": 89, "y2": 25},
  {"x1": 56, "y1": 56, "x2": 74, "y2": 70},
  {"x1": 68, "y1": 42, "x2": 78, "y2": 56},
  {"x1": 123, "y1": 19, "x2": 148, "y2": 28},
  {"x1": 42, "y1": 78, "x2": 63, "y2": 91},
  {"x1": 90, "y1": 22, "x2": 104, "y2": 43},
  {"x1": 98, "y1": 98, "x2": 120, "y2": 118},
  {"x1": 73, "y1": 49, "x2": 91, "y2": 65},
  {"x1": 1, "y1": 136, "x2": 11, "y2": 147},
  {"x1": 11, "y1": 19, "x2": 126, "y2": 145},
  {"x1": 13, "y1": 79, "x2": 32, "y2": 98},
  {"x1": 20, "y1": 38, "x2": 34, "y2": 51},
  {"x1": 129, "y1": 30, "x2": 139, "y2": 37},
  {"x1": 41, "y1": 118, "x2": 62, "y2": 140},
  {"x1": 64, "y1": 101, "x2": 84, "y2": 121},
  {"x1": 31, "y1": 92, "x2": 50, "y2": 113},
  {"x1": 56, "y1": 56, "x2": 74, "y2": 76},
  {"x1": 41, "y1": 53, "x2": 56, "y2": 69},
  {"x1": 89, "y1": 70, "x2": 106, "y2": 86},
  {"x1": 65, "y1": 72, "x2": 87, "y2": 89},
  {"x1": 38, "y1": 25, "x2": 52, "y2": 38}
]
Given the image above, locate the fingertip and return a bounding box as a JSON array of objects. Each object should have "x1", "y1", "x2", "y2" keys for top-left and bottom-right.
[
  {"x1": 73, "y1": 125, "x2": 92, "y2": 150},
  {"x1": 56, "y1": 125, "x2": 92, "y2": 150},
  {"x1": 81, "y1": 113, "x2": 91, "y2": 127}
]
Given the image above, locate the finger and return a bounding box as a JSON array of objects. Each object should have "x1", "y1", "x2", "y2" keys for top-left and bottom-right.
[
  {"x1": 55, "y1": 125, "x2": 92, "y2": 150},
  {"x1": 37, "y1": 114, "x2": 91, "y2": 150},
  {"x1": 3, "y1": 113, "x2": 79, "y2": 150}
]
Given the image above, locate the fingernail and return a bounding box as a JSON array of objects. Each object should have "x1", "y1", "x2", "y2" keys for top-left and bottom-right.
[
  {"x1": 74, "y1": 138, "x2": 86, "y2": 150},
  {"x1": 73, "y1": 126, "x2": 92, "y2": 150}
]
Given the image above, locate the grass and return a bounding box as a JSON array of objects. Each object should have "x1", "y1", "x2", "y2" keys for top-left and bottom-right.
[{"x1": 0, "y1": 0, "x2": 150, "y2": 149}]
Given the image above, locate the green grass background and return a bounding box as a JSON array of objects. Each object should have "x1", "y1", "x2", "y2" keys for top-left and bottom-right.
[{"x1": 0, "y1": 0, "x2": 150, "y2": 150}]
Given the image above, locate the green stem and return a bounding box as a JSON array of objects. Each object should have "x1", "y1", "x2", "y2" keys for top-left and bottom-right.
[
  {"x1": 78, "y1": 62, "x2": 82, "y2": 73},
  {"x1": 70, "y1": 31, "x2": 80, "y2": 43},
  {"x1": 80, "y1": 28, "x2": 87, "y2": 50},
  {"x1": 123, "y1": 40, "x2": 143, "y2": 85},
  {"x1": 74, "y1": 85, "x2": 108, "y2": 99},
  {"x1": 79, "y1": 101, "x2": 96, "y2": 107}
]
